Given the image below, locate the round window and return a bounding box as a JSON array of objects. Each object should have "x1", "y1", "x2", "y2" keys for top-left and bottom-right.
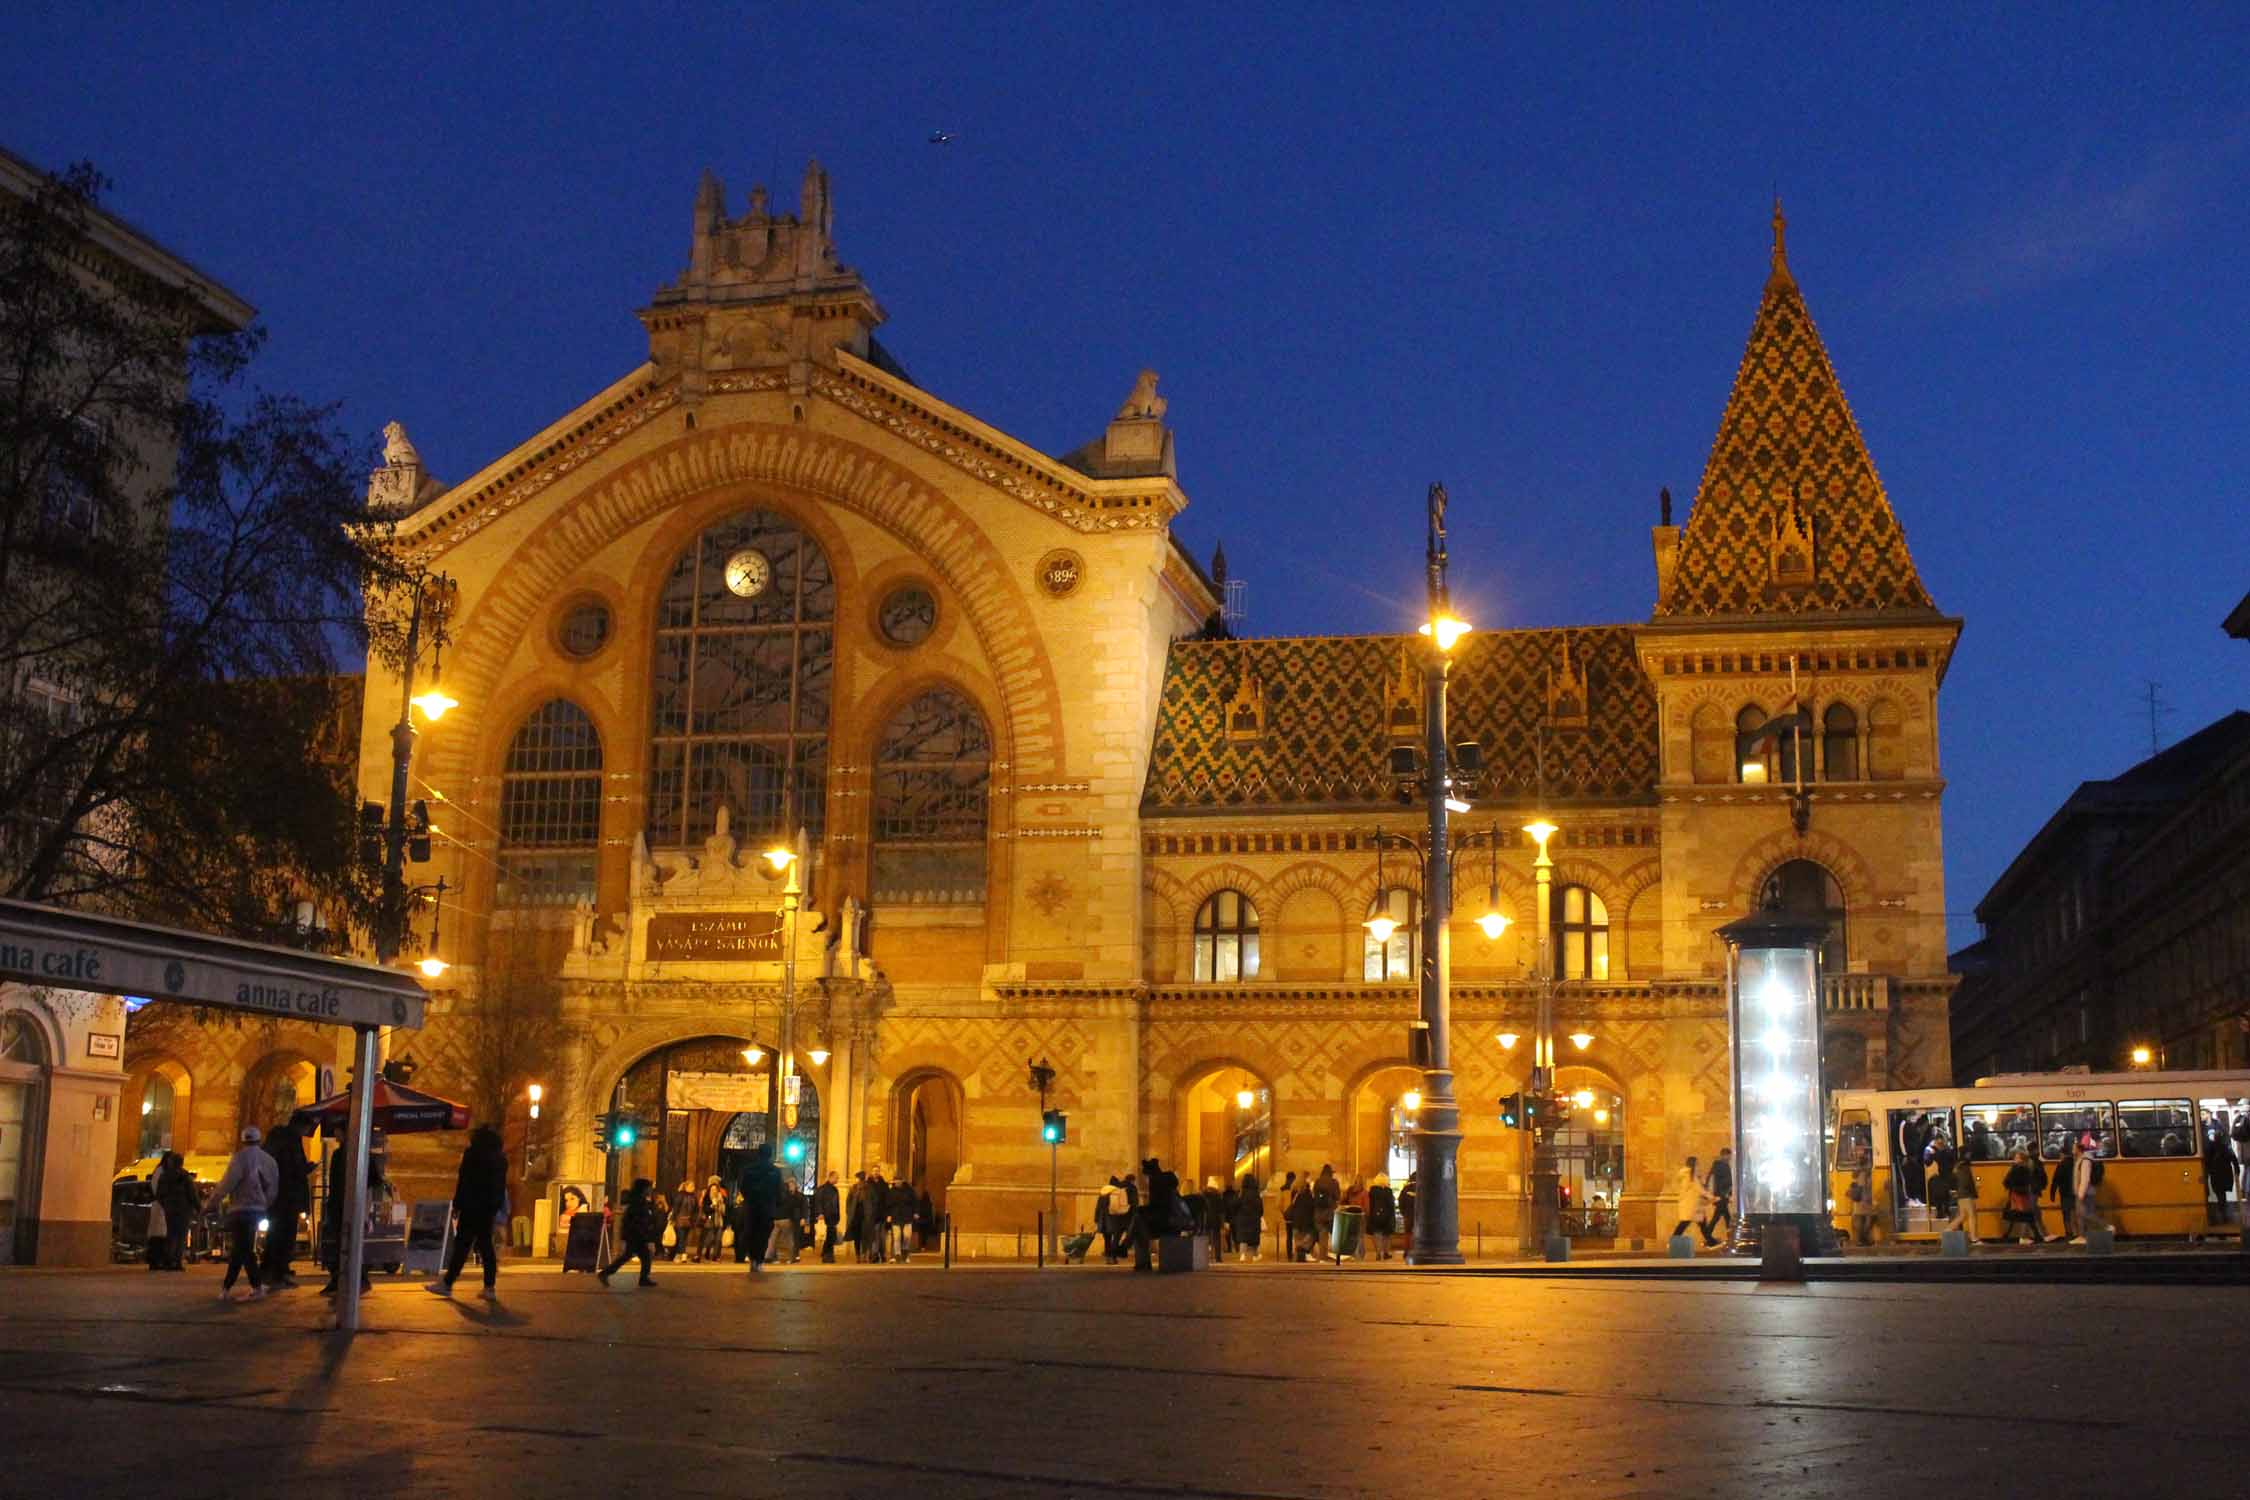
[
  {"x1": 559, "y1": 600, "x2": 612, "y2": 658},
  {"x1": 878, "y1": 585, "x2": 937, "y2": 647}
]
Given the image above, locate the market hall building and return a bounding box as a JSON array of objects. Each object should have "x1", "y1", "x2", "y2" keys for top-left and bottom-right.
[{"x1": 316, "y1": 167, "x2": 1960, "y2": 1249}]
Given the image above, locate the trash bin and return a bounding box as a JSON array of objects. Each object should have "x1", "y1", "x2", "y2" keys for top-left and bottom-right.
[{"x1": 1329, "y1": 1206, "x2": 1365, "y2": 1261}]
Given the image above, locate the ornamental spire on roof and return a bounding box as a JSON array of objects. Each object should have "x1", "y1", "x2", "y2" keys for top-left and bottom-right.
[{"x1": 1653, "y1": 212, "x2": 1935, "y2": 619}]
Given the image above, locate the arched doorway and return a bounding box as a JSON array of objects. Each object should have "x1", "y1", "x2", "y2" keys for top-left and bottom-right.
[
  {"x1": 1173, "y1": 1064, "x2": 1273, "y2": 1190},
  {"x1": 1349, "y1": 1064, "x2": 1423, "y2": 1187},
  {"x1": 240, "y1": 1052, "x2": 319, "y2": 1134},
  {"x1": 1771, "y1": 859, "x2": 1847, "y2": 973},
  {"x1": 608, "y1": 1035, "x2": 820, "y2": 1200},
  {"x1": 1, "y1": 1008, "x2": 53, "y2": 1264},
  {"x1": 892, "y1": 1071, "x2": 964, "y2": 1214},
  {"x1": 1554, "y1": 1064, "x2": 1625, "y2": 1238},
  {"x1": 130, "y1": 1059, "x2": 193, "y2": 1163}
]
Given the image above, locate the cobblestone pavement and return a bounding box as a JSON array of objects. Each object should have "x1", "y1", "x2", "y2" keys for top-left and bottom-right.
[{"x1": 0, "y1": 1261, "x2": 2239, "y2": 1498}]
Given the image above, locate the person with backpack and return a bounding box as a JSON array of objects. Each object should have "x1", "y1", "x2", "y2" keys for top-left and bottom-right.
[
  {"x1": 426, "y1": 1125, "x2": 509, "y2": 1300},
  {"x1": 598, "y1": 1178, "x2": 662, "y2": 1287}
]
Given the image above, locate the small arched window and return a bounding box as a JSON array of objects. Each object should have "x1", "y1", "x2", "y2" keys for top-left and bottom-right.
[
  {"x1": 1552, "y1": 885, "x2": 1610, "y2": 981},
  {"x1": 137, "y1": 1073, "x2": 175, "y2": 1158},
  {"x1": 871, "y1": 689, "x2": 991, "y2": 903},
  {"x1": 1822, "y1": 703, "x2": 1859, "y2": 781},
  {"x1": 1193, "y1": 890, "x2": 1260, "y2": 981},
  {"x1": 497, "y1": 699, "x2": 603, "y2": 907},
  {"x1": 1363, "y1": 888, "x2": 1419, "y2": 981},
  {"x1": 1735, "y1": 705, "x2": 1769, "y2": 784}
]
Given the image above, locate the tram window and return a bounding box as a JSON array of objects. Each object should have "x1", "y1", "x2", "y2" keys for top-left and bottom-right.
[
  {"x1": 1961, "y1": 1104, "x2": 2034, "y2": 1161},
  {"x1": 1834, "y1": 1109, "x2": 1872, "y2": 1168},
  {"x1": 2037, "y1": 1102, "x2": 2116, "y2": 1159},
  {"x1": 2116, "y1": 1099, "x2": 2196, "y2": 1158}
]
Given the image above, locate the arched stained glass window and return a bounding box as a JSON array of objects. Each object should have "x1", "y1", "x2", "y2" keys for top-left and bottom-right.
[
  {"x1": 648, "y1": 510, "x2": 834, "y2": 847},
  {"x1": 870, "y1": 689, "x2": 990, "y2": 903},
  {"x1": 497, "y1": 699, "x2": 602, "y2": 907}
]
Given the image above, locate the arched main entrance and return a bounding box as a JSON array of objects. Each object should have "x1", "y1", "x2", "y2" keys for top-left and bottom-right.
[
  {"x1": 1349, "y1": 1064, "x2": 1423, "y2": 1187},
  {"x1": 1553, "y1": 1064, "x2": 1626, "y2": 1238},
  {"x1": 609, "y1": 1035, "x2": 821, "y2": 1200},
  {"x1": 1, "y1": 1008, "x2": 53, "y2": 1264},
  {"x1": 892, "y1": 1071, "x2": 964, "y2": 1214},
  {"x1": 1173, "y1": 1064, "x2": 1273, "y2": 1190},
  {"x1": 241, "y1": 1051, "x2": 320, "y2": 1135}
]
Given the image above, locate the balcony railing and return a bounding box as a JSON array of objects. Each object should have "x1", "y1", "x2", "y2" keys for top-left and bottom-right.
[{"x1": 1823, "y1": 974, "x2": 1891, "y2": 1012}]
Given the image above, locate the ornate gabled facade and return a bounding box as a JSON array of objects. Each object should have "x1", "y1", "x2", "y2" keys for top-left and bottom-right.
[{"x1": 140, "y1": 172, "x2": 1961, "y2": 1254}]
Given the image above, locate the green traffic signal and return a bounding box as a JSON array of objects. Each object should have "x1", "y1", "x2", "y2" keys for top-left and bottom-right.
[
  {"x1": 1040, "y1": 1109, "x2": 1066, "y2": 1144},
  {"x1": 782, "y1": 1137, "x2": 806, "y2": 1164},
  {"x1": 613, "y1": 1116, "x2": 638, "y2": 1149}
]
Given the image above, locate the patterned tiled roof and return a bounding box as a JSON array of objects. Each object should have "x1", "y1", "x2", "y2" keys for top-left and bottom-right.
[
  {"x1": 1142, "y1": 626, "x2": 1658, "y2": 813},
  {"x1": 1657, "y1": 235, "x2": 1935, "y2": 618}
]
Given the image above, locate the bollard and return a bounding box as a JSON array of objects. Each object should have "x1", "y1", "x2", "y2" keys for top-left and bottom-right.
[
  {"x1": 1668, "y1": 1233, "x2": 1695, "y2": 1259},
  {"x1": 1939, "y1": 1229, "x2": 1969, "y2": 1257},
  {"x1": 944, "y1": 1220, "x2": 952, "y2": 1269},
  {"x1": 1760, "y1": 1223, "x2": 1805, "y2": 1282},
  {"x1": 1037, "y1": 1213, "x2": 1045, "y2": 1268},
  {"x1": 1476, "y1": 1221, "x2": 1483, "y2": 1259},
  {"x1": 2084, "y1": 1226, "x2": 2115, "y2": 1256},
  {"x1": 1016, "y1": 1228, "x2": 1023, "y2": 1262}
]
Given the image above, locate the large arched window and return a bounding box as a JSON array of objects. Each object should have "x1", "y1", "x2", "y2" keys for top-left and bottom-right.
[
  {"x1": 648, "y1": 510, "x2": 835, "y2": 847},
  {"x1": 1772, "y1": 859, "x2": 1848, "y2": 973},
  {"x1": 1822, "y1": 703, "x2": 1859, "y2": 781},
  {"x1": 1364, "y1": 888, "x2": 1419, "y2": 981},
  {"x1": 497, "y1": 698, "x2": 603, "y2": 907},
  {"x1": 870, "y1": 689, "x2": 990, "y2": 903},
  {"x1": 1552, "y1": 885, "x2": 1610, "y2": 981},
  {"x1": 1735, "y1": 705, "x2": 1769, "y2": 784},
  {"x1": 1193, "y1": 890, "x2": 1260, "y2": 981}
]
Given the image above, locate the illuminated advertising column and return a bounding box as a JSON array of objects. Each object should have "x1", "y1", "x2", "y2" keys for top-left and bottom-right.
[{"x1": 1715, "y1": 905, "x2": 1832, "y2": 1250}]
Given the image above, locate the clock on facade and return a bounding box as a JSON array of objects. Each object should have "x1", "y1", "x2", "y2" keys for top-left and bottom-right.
[{"x1": 723, "y1": 547, "x2": 772, "y2": 598}]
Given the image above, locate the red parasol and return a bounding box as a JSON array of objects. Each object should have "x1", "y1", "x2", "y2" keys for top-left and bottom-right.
[{"x1": 291, "y1": 1077, "x2": 471, "y2": 1134}]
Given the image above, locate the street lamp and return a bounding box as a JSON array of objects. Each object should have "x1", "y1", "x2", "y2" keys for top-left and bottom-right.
[
  {"x1": 2129, "y1": 1045, "x2": 2154, "y2": 1068},
  {"x1": 527, "y1": 1082, "x2": 543, "y2": 1120},
  {"x1": 1568, "y1": 1031, "x2": 1594, "y2": 1052},
  {"x1": 1522, "y1": 815, "x2": 1563, "y2": 1256},
  {"x1": 1496, "y1": 1032, "x2": 1519, "y2": 1050},
  {"x1": 807, "y1": 1046, "x2": 830, "y2": 1067},
  {"x1": 760, "y1": 828, "x2": 808, "y2": 1148}
]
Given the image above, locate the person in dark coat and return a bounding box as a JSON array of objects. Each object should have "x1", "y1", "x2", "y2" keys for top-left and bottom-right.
[
  {"x1": 856, "y1": 1171, "x2": 887, "y2": 1262},
  {"x1": 884, "y1": 1174, "x2": 918, "y2": 1261},
  {"x1": 2202, "y1": 1128, "x2": 2238, "y2": 1225},
  {"x1": 1133, "y1": 1157, "x2": 1182, "y2": 1273},
  {"x1": 1284, "y1": 1175, "x2": 1317, "y2": 1262},
  {"x1": 738, "y1": 1144, "x2": 784, "y2": 1272},
  {"x1": 427, "y1": 1125, "x2": 509, "y2": 1299},
  {"x1": 319, "y1": 1136, "x2": 386, "y2": 1297},
  {"x1": 150, "y1": 1151, "x2": 197, "y2": 1271},
  {"x1": 815, "y1": 1171, "x2": 843, "y2": 1262},
  {"x1": 1365, "y1": 1174, "x2": 1399, "y2": 1260},
  {"x1": 1312, "y1": 1165, "x2": 1340, "y2": 1248},
  {"x1": 2046, "y1": 1140, "x2": 2073, "y2": 1241},
  {"x1": 1398, "y1": 1173, "x2": 1419, "y2": 1254},
  {"x1": 670, "y1": 1179, "x2": 700, "y2": 1260},
  {"x1": 260, "y1": 1119, "x2": 314, "y2": 1286},
  {"x1": 598, "y1": 1178, "x2": 663, "y2": 1286},
  {"x1": 1229, "y1": 1175, "x2": 1263, "y2": 1261}
]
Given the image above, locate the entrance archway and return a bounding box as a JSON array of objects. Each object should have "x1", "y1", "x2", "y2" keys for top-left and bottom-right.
[
  {"x1": 1554, "y1": 1064, "x2": 1626, "y2": 1236},
  {"x1": 127, "y1": 1057, "x2": 193, "y2": 1164},
  {"x1": 892, "y1": 1071, "x2": 964, "y2": 1214},
  {"x1": 1173, "y1": 1064, "x2": 1273, "y2": 1190},
  {"x1": 1349, "y1": 1064, "x2": 1423, "y2": 1187},
  {"x1": 608, "y1": 1034, "x2": 820, "y2": 1200},
  {"x1": 0, "y1": 1007, "x2": 55, "y2": 1264},
  {"x1": 240, "y1": 1051, "x2": 320, "y2": 1134}
]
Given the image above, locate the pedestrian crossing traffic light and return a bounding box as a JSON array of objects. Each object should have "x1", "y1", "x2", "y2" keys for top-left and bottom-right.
[
  {"x1": 1500, "y1": 1091, "x2": 1522, "y2": 1128},
  {"x1": 1041, "y1": 1109, "x2": 1066, "y2": 1144},
  {"x1": 593, "y1": 1111, "x2": 612, "y2": 1151},
  {"x1": 595, "y1": 1110, "x2": 643, "y2": 1152},
  {"x1": 781, "y1": 1137, "x2": 806, "y2": 1165}
]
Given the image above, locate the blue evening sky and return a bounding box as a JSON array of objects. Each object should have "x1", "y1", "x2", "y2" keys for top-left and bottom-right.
[{"x1": 7, "y1": 5, "x2": 2246, "y2": 948}]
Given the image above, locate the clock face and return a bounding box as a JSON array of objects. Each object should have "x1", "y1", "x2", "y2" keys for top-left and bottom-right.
[{"x1": 723, "y1": 548, "x2": 772, "y2": 599}]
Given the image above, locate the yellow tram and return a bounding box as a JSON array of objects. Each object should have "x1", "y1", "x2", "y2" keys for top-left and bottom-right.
[{"x1": 1828, "y1": 1071, "x2": 2250, "y2": 1242}]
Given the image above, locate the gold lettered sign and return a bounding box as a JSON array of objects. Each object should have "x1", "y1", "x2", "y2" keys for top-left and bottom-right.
[{"x1": 645, "y1": 911, "x2": 784, "y2": 962}]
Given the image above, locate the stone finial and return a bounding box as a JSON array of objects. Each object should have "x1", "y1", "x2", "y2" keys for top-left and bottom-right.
[
  {"x1": 1770, "y1": 195, "x2": 1793, "y2": 283},
  {"x1": 1211, "y1": 541, "x2": 1228, "y2": 588},
  {"x1": 1659, "y1": 486, "x2": 1672, "y2": 527}
]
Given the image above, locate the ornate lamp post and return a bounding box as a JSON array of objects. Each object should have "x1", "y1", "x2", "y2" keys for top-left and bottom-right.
[{"x1": 761, "y1": 828, "x2": 808, "y2": 1154}]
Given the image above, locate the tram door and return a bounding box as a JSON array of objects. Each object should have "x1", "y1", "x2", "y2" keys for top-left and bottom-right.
[{"x1": 1885, "y1": 1108, "x2": 1952, "y2": 1233}]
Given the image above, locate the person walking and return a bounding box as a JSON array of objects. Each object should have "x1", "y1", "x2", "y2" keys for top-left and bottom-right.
[
  {"x1": 259, "y1": 1119, "x2": 313, "y2": 1288},
  {"x1": 1231, "y1": 1175, "x2": 1264, "y2": 1262},
  {"x1": 1949, "y1": 1149, "x2": 1980, "y2": 1245},
  {"x1": 1398, "y1": 1173, "x2": 1419, "y2": 1256},
  {"x1": 738, "y1": 1144, "x2": 784, "y2": 1273},
  {"x1": 318, "y1": 1133, "x2": 387, "y2": 1297},
  {"x1": 816, "y1": 1171, "x2": 842, "y2": 1262},
  {"x1": 598, "y1": 1178, "x2": 662, "y2": 1287},
  {"x1": 1098, "y1": 1174, "x2": 1130, "y2": 1264},
  {"x1": 1133, "y1": 1156, "x2": 1182, "y2": 1273},
  {"x1": 697, "y1": 1177, "x2": 729, "y2": 1263},
  {"x1": 1285, "y1": 1173, "x2": 1317, "y2": 1262},
  {"x1": 2047, "y1": 1139, "x2": 2075, "y2": 1242},
  {"x1": 2072, "y1": 1133, "x2": 2108, "y2": 1242},
  {"x1": 884, "y1": 1172, "x2": 918, "y2": 1262},
  {"x1": 1312, "y1": 1164, "x2": 1340, "y2": 1253},
  {"x1": 2202, "y1": 1126, "x2": 2237, "y2": 1227},
  {"x1": 2000, "y1": 1149, "x2": 2047, "y2": 1245},
  {"x1": 670, "y1": 1179, "x2": 699, "y2": 1261},
  {"x1": 150, "y1": 1150, "x2": 197, "y2": 1271},
  {"x1": 1269, "y1": 1171, "x2": 1294, "y2": 1256},
  {"x1": 857, "y1": 1170, "x2": 888, "y2": 1262},
  {"x1": 1847, "y1": 1162, "x2": 1875, "y2": 1247},
  {"x1": 206, "y1": 1126, "x2": 279, "y2": 1302},
  {"x1": 427, "y1": 1125, "x2": 509, "y2": 1300},
  {"x1": 772, "y1": 1174, "x2": 801, "y2": 1264},
  {"x1": 1669, "y1": 1156, "x2": 1711, "y2": 1243},
  {"x1": 1366, "y1": 1173, "x2": 1397, "y2": 1261},
  {"x1": 1701, "y1": 1148, "x2": 1735, "y2": 1246}
]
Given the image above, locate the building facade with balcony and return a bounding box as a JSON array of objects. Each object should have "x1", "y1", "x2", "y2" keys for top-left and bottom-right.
[{"x1": 336, "y1": 168, "x2": 1958, "y2": 1247}]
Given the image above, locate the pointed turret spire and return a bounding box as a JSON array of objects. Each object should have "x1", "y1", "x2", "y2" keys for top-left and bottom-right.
[{"x1": 1654, "y1": 216, "x2": 1935, "y2": 619}]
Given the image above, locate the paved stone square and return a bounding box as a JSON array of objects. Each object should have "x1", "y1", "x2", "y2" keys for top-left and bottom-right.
[{"x1": 0, "y1": 1261, "x2": 2238, "y2": 1498}]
